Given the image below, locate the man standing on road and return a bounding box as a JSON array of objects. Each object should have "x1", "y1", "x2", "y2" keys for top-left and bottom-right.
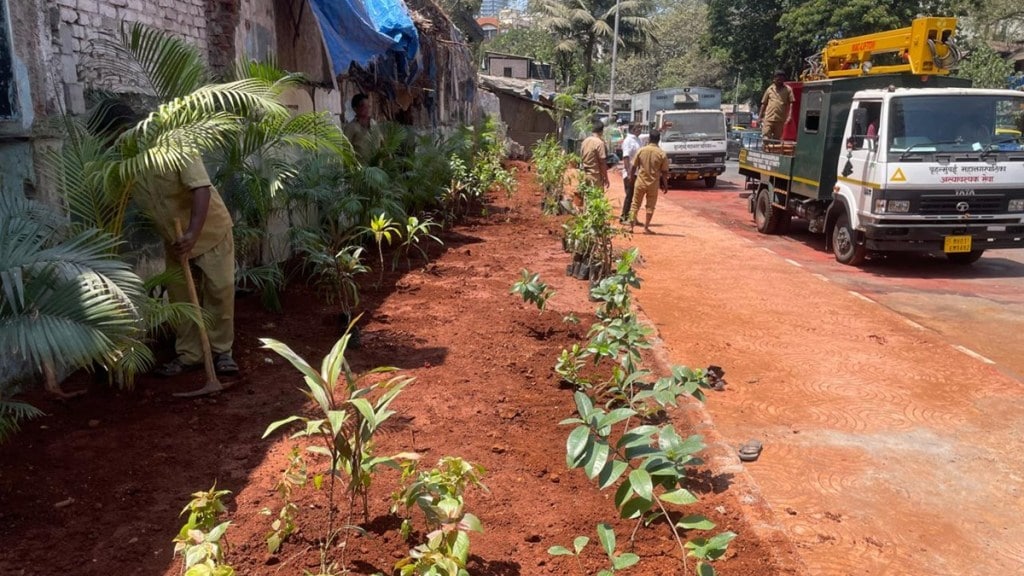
[
  {"x1": 580, "y1": 120, "x2": 610, "y2": 191},
  {"x1": 619, "y1": 123, "x2": 642, "y2": 224},
  {"x1": 628, "y1": 129, "x2": 670, "y2": 234},
  {"x1": 759, "y1": 70, "x2": 795, "y2": 141}
]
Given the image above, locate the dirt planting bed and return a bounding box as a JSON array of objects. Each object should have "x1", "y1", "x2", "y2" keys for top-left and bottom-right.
[{"x1": 0, "y1": 163, "x2": 789, "y2": 576}]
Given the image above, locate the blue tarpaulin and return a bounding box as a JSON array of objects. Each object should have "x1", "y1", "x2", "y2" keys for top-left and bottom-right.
[{"x1": 307, "y1": 0, "x2": 420, "y2": 78}]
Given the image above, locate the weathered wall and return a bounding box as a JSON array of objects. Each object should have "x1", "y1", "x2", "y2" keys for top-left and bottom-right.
[{"x1": 488, "y1": 56, "x2": 528, "y2": 79}]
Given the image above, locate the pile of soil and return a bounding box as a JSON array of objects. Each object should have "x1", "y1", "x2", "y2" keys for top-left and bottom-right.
[{"x1": 0, "y1": 163, "x2": 787, "y2": 575}]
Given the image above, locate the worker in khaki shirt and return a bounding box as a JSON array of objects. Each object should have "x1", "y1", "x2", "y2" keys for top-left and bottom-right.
[
  {"x1": 628, "y1": 129, "x2": 670, "y2": 234},
  {"x1": 759, "y1": 69, "x2": 795, "y2": 141},
  {"x1": 135, "y1": 157, "x2": 240, "y2": 378},
  {"x1": 343, "y1": 93, "x2": 382, "y2": 162},
  {"x1": 579, "y1": 120, "x2": 610, "y2": 196}
]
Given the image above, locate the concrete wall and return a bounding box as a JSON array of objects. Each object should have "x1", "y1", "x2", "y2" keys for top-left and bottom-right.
[{"x1": 488, "y1": 56, "x2": 528, "y2": 79}]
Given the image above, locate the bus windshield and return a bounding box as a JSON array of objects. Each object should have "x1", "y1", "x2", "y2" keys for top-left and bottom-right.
[
  {"x1": 888, "y1": 94, "x2": 1024, "y2": 156},
  {"x1": 661, "y1": 113, "x2": 726, "y2": 142}
]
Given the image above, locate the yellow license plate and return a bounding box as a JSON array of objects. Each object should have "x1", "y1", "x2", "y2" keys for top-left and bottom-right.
[{"x1": 943, "y1": 235, "x2": 972, "y2": 253}]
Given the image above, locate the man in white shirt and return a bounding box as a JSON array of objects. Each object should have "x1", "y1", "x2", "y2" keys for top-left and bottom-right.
[{"x1": 619, "y1": 123, "x2": 643, "y2": 223}]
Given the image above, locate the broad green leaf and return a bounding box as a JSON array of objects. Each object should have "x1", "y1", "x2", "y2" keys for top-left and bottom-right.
[
  {"x1": 598, "y1": 407, "x2": 635, "y2": 431},
  {"x1": 596, "y1": 523, "x2": 615, "y2": 556},
  {"x1": 207, "y1": 521, "x2": 231, "y2": 541},
  {"x1": 707, "y1": 531, "x2": 737, "y2": 550},
  {"x1": 628, "y1": 469, "x2": 653, "y2": 501},
  {"x1": 676, "y1": 514, "x2": 715, "y2": 531},
  {"x1": 697, "y1": 561, "x2": 716, "y2": 576},
  {"x1": 548, "y1": 546, "x2": 573, "y2": 556},
  {"x1": 566, "y1": 426, "x2": 591, "y2": 468},
  {"x1": 597, "y1": 460, "x2": 628, "y2": 490},
  {"x1": 452, "y1": 530, "x2": 471, "y2": 564},
  {"x1": 659, "y1": 488, "x2": 698, "y2": 506},
  {"x1": 459, "y1": 512, "x2": 484, "y2": 533},
  {"x1": 617, "y1": 425, "x2": 657, "y2": 448},
  {"x1": 584, "y1": 439, "x2": 610, "y2": 480},
  {"x1": 619, "y1": 496, "x2": 653, "y2": 519},
  {"x1": 573, "y1": 391, "x2": 594, "y2": 419},
  {"x1": 613, "y1": 552, "x2": 640, "y2": 570},
  {"x1": 559, "y1": 417, "x2": 584, "y2": 426},
  {"x1": 614, "y1": 478, "x2": 634, "y2": 510},
  {"x1": 573, "y1": 536, "x2": 590, "y2": 554}
]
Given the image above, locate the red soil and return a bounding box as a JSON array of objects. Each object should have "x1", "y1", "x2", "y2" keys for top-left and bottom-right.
[{"x1": 0, "y1": 163, "x2": 794, "y2": 576}]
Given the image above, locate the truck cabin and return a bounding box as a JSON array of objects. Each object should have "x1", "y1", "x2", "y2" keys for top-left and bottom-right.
[{"x1": 847, "y1": 89, "x2": 1024, "y2": 158}]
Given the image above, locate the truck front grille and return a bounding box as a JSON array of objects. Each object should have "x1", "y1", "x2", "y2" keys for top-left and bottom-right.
[
  {"x1": 670, "y1": 153, "x2": 719, "y2": 165},
  {"x1": 918, "y1": 196, "x2": 1004, "y2": 215}
]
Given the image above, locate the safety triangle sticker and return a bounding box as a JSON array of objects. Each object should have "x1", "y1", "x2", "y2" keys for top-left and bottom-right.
[{"x1": 890, "y1": 168, "x2": 907, "y2": 182}]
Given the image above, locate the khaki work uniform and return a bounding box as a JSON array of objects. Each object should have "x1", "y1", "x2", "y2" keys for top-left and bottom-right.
[
  {"x1": 344, "y1": 119, "x2": 382, "y2": 162},
  {"x1": 760, "y1": 83, "x2": 794, "y2": 140},
  {"x1": 579, "y1": 135, "x2": 608, "y2": 187},
  {"x1": 135, "y1": 159, "x2": 235, "y2": 365},
  {"x1": 629, "y1": 144, "x2": 669, "y2": 220}
]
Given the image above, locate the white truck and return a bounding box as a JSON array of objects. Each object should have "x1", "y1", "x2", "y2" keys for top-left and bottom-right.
[
  {"x1": 738, "y1": 17, "x2": 1024, "y2": 265},
  {"x1": 654, "y1": 109, "x2": 728, "y2": 188}
]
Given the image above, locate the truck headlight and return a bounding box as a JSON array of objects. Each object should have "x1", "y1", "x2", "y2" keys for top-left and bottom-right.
[
  {"x1": 713, "y1": 156, "x2": 725, "y2": 163},
  {"x1": 1009, "y1": 199, "x2": 1024, "y2": 212},
  {"x1": 875, "y1": 199, "x2": 910, "y2": 213}
]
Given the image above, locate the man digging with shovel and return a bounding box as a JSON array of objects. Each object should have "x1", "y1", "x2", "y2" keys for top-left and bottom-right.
[
  {"x1": 96, "y1": 105, "x2": 238, "y2": 393},
  {"x1": 149, "y1": 160, "x2": 239, "y2": 396},
  {"x1": 97, "y1": 102, "x2": 239, "y2": 396}
]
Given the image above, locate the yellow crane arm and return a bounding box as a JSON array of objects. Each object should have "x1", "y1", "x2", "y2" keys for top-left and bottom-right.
[{"x1": 807, "y1": 17, "x2": 961, "y2": 80}]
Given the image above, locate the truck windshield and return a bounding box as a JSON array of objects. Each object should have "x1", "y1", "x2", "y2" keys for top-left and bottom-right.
[
  {"x1": 888, "y1": 94, "x2": 1024, "y2": 155},
  {"x1": 662, "y1": 114, "x2": 725, "y2": 142}
]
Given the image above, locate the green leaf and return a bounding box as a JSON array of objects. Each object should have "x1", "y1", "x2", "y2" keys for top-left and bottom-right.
[
  {"x1": 452, "y1": 530, "x2": 471, "y2": 564},
  {"x1": 584, "y1": 439, "x2": 610, "y2": 480},
  {"x1": 613, "y1": 552, "x2": 640, "y2": 570},
  {"x1": 596, "y1": 523, "x2": 615, "y2": 556},
  {"x1": 598, "y1": 407, "x2": 635, "y2": 431},
  {"x1": 597, "y1": 460, "x2": 628, "y2": 490},
  {"x1": 548, "y1": 546, "x2": 573, "y2": 556},
  {"x1": 262, "y1": 415, "x2": 303, "y2": 438},
  {"x1": 573, "y1": 391, "x2": 594, "y2": 419},
  {"x1": 459, "y1": 512, "x2": 484, "y2": 533},
  {"x1": 349, "y1": 398, "x2": 376, "y2": 428},
  {"x1": 697, "y1": 561, "x2": 716, "y2": 576},
  {"x1": 628, "y1": 469, "x2": 653, "y2": 501},
  {"x1": 619, "y1": 496, "x2": 653, "y2": 519},
  {"x1": 566, "y1": 426, "x2": 591, "y2": 468},
  {"x1": 659, "y1": 488, "x2": 698, "y2": 506},
  {"x1": 573, "y1": 536, "x2": 590, "y2": 554},
  {"x1": 676, "y1": 514, "x2": 715, "y2": 531}
]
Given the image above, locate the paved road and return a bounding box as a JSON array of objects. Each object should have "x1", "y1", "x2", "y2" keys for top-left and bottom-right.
[
  {"x1": 607, "y1": 169, "x2": 1024, "y2": 575},
  {"x1": 669, "y1": 161, "x2": 1024, "y2": 382}
]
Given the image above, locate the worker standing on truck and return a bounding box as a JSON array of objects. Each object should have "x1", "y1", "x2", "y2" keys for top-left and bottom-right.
[
  {"x1": 759, "y1": 70, "x2": 795, "y2": 141},
  {"x1": 628, "y1": 129, "x2": 670, "y2": 234}
]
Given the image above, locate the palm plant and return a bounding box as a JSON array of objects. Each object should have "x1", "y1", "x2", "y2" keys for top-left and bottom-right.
[
  {"x1": 0, "y1": 191, "x2": 145, "y2": 404},
  {"x1": 535, "y1": 0, "x2": 656, "y2": 94}
]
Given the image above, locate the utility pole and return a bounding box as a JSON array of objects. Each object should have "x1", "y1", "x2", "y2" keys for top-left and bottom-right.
[{"x1": 607, "y1": 0, "x2": 622, "y2": 125}]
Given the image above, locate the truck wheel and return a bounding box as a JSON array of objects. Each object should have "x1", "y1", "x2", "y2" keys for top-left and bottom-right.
[
  {"x1": 704, "y1": 176, "x2": 717, "y2": 188},
  {"x1": 946, "y1": 250, "x2": 985, "y2": 265},
  {"x1": 754, "y1": 188, "x2": 786, "y2": 234},
  {"x1": 831, "y1": 212, "x2": 866, "y2": 266}
]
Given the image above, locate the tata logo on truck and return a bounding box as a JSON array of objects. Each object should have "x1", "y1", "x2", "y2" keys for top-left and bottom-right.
[{"x1": 955, "y1": 189, "x2": 975, "y2": 196}]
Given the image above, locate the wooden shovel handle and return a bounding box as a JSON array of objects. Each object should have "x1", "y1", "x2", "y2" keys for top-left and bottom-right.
[{"x1": 174, "y1": 219, "x2": 219, "y2": 386}]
